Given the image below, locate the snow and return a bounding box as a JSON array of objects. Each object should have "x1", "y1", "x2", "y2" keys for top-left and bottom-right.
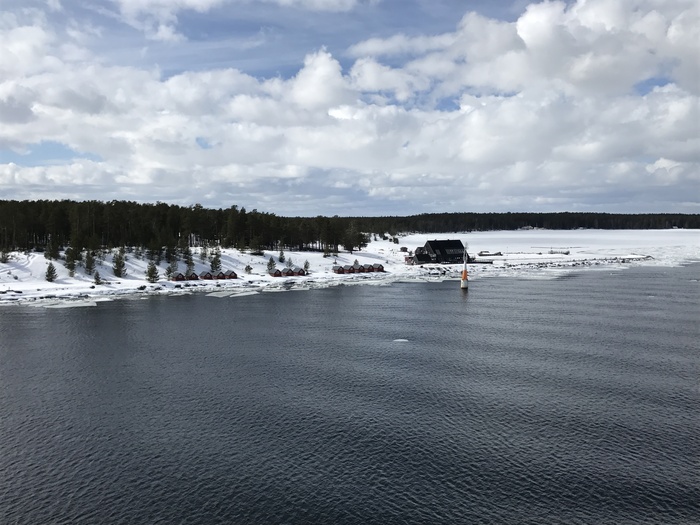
[{"x1": 0, "y1": 229, "x2": 698, "y2": 306}]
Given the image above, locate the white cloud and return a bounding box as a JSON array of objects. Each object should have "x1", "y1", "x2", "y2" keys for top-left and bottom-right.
[
  {"x1": 0, "y1": 0, "x2": 697, "y2": 214},
  {"x1": 287, "y1": 49, "x2": 357, "y2": 110},
  {"x1": 350, "y1": 57, "x2": 430, "y2": 101},
  {"x1": 111, "y1": 0, "x2": 370, "y2": 40},
  {"x1": 347, "y1": 33, "x2": 456, "y2": 58}
]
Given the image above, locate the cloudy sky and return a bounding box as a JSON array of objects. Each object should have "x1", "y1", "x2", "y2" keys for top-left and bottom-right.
[{"x1": 1, "y1": 0, "x2": 698, "y2": 216}]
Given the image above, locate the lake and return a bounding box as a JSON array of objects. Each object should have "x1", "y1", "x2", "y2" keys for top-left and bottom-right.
[{"x1": 1, "y1": 264, "x2": 698, "y2": 524}]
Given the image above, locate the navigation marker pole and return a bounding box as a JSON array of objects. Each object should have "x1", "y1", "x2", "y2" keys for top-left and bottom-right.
[{"x1": 461, "y1": 248, "x2": 469, "y2": 290}]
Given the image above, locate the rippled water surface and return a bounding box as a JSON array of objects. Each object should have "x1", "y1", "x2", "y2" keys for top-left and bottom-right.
[{"x1": 1, "y1": 265, "x2": 698, "y2": 524}]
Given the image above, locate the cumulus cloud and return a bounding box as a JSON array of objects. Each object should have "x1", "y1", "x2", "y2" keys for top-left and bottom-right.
[{"x1": 0, "y1": 0, "x2": 698, "y2": 214}]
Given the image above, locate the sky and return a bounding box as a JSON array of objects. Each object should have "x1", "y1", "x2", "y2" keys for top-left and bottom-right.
[{"x1": 0, "y1": 0, "x2": 698, "y2": 216}]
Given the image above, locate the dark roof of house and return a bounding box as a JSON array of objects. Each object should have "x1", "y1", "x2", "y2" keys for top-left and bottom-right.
[{"x1": 425, "y1": 239, "x2": 464, "y2": 252}]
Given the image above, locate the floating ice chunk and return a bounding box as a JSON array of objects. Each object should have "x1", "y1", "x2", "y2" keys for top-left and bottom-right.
[{"x1": 44, "y1": 301, "x2": 97, "y2": 308}]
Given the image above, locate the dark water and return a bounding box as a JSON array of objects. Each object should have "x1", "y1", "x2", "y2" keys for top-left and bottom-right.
[{"x1": 1, "y1": 265, "x2": 698, "y2": 525}]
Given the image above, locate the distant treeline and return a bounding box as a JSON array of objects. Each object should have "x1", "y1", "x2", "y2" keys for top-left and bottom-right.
[{"x1": 0, "y1": 199, "x2": 697, "y2": 254}]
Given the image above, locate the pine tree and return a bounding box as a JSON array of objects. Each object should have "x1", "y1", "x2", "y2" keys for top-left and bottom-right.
[
  {"x1": 267, "y1": 256, "x2": 277, "y2": 273},
  {"x1": 146, "y1": 261, "x2": 159, "y2": 283},
  {"x1": 147, "y1": 245, "x2": 162, "y2": 265},
  {"x1": 183, "y1": 246, "x2": 195, "y2": 275},
  {"x1": 210, "y1": 247, "x2": 222, "y2": 272},
  {"x1": 165, "y1": 245, "x2": 178, "y2": 265},
  {"x1": 45, "y1": 262, "x2": 57, "y2": 282},
  {"x1": 45, "y1": 236, "x2": 60, "y2": 260},
  {"x1": 165, "y1": 260, "x2": 177, "y2": 280},
  {"x1": 244, "y1": 264, "x2": 252, "y2": 274},
  {"x1": 112, "y1": 247, "x2": 126, "y2": 277},
  {"x1": 84, "y1": 251, "x2": 95, "y2": 275},
  {"x1": 64, "y1": 247, "x2": 76, "y2": 277},
  {"x1": 278, "y1": 249, "x2": 285, "y2": 263},
  {"x1": 94, "y1": 270, "x2": 102, "y2": 285},
  {"x1": 303, "y1": 260, "x2": 310, "y2": 272}
]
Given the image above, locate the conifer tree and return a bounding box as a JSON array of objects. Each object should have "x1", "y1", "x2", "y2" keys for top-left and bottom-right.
[
  {"x1": 64, "y1": 247, "x2": 76, "y2": 277},
  {"x1": 267, "y1": 257, "x2": 276, "y2": 273},
  {"x1": 303, "y1": 260, "x2": 310, "y2": 272},
  {"x1": 165, "y1": 245, "x2": 178, "y2": 265},
  {"x1": 210, "y1": 247, "x2": 222, "y2": 272},
  {"x1": 250, "y1": 237, "x2": 264, "y2": 255},
  {"x1": 278, "y1": 249, "x2": 285, "y2": 263},
  {"x1": 165, "y1": 260, "x2": 178, "y2": 280},
  {"x1": 244, "y1": 264, "x2": 252, "y2": 274},
  {"x1": 46, "y1": 263, "x2": 58, "y2": 283},
  {"x1": 45, "y1": 236, "x2": 60, "y2": 260},
  {"x1": 84, "y1": 251, "x2": 95, "y2": 275},
  {"x1": 94, "y1": 270, "x2": 102, "y2": 285},
  {"x1": 112, "y1": 247, "x2": 126, "y2": 277},
  {"x1": 45, "y1": 262, "x2": 57, "y2": 282},
  {"x1": 285, "y1": 257, "x2": 294, "y2": 268},
  {"x1": 183, "y1": 246, "x2": 195, "y2": 275},
  {"x1": 147, "y1": 245, "x2": 161, "y2": 264},
  {"x1": 146, "y1": 261, "x2": 159, "y2": 283}
]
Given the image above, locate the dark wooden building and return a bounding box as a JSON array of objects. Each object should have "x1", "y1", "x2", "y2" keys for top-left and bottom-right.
[{"x1": 423, "y1": 239, "x2": 466, "y2": 264}]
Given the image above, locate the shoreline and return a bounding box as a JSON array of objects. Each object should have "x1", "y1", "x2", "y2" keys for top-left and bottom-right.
[{"x1": 1, "y1": 229, "x2": 698, "y2": 306}]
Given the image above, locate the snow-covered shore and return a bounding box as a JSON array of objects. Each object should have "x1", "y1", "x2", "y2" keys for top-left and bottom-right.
[{"x1": 1, "y1": 229, "x2": 698, "y2": 306}]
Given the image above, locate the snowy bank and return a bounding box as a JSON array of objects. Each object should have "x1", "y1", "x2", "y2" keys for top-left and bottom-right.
[{"x1": 1, "y1": 229, "x2": 698, "y2": 306}]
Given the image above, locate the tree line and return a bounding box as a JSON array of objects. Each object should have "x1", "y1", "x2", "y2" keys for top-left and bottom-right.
[{"x1": 0, "y1": 199, "x2": 697, "y2": 256}]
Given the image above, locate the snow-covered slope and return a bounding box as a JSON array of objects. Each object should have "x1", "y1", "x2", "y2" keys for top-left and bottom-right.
[{"x1": 1, "y1": 229, "x2": 697, "y2": 305}]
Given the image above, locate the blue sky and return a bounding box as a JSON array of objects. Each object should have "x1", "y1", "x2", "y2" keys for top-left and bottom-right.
[{"x1": 0, "y1": 0, "x2": 697, "y2": 215}]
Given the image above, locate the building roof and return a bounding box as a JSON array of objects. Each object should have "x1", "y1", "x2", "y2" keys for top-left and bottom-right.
[
  {"x1": 425, "y1": 239, "x2": 464, "y2": 253},
  {"x1": 424, "y1": 239, "x2": 465, "y2": 262}
]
